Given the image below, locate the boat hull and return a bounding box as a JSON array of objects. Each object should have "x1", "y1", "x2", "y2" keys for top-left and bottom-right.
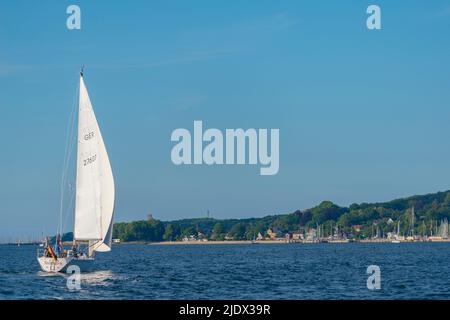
[{"x1": 37, "y1": 256, "x2": 95, "y2": 273}]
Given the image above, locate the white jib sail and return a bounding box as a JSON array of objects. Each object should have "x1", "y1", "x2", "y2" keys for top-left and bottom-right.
[{"x1": 74, "y1": 74, "x2": 115, "y2": 252}]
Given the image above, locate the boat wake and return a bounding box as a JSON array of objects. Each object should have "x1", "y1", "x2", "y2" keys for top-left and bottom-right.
[{"x1": 79, "y1": 270, "x2": 116, "y2": 285}]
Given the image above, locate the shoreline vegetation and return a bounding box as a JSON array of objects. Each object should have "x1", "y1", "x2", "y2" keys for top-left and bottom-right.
[
  {"x1": 7, "y1": 238, "x2": 450, "y2": 246},
  {"x1": 118, "y1": 238, "x2": 450, "y2": 245},
  {"x1": 110, "y1": 190, "x2": 450, "y2": 245}
]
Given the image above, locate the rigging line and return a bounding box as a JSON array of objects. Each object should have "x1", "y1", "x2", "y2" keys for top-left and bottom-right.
[
  {"x1": 61, "y1": 184, "x2": 76, "y2": 237},
  {"x1": 58, "y1": 80, "x2": 79, "y2": 236},
  {"x1": 62, "y1": 90, "x2": 78, "y2": 205},
  {"x1": 60, "y1": 110, "x2": 76, "y2": 231},
  {"x1": 61, "y1": 116, "x2": 77, "y2": 234},
  {"x1": 59, "y1": 92, "x2": 77, "y2": 235},
  {"x1": 62, "y1": 89, "x2": 77, "y2": 234}
]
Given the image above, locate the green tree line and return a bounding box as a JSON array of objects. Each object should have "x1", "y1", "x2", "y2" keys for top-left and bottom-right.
[{"x1": 111, "y1": 190, "x2": 450, "y2": 242}]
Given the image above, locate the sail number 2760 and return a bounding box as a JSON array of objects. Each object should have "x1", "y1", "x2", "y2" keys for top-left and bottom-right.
[{"x1": 83, "y1": 154, "x2": 97, "y2": 166}]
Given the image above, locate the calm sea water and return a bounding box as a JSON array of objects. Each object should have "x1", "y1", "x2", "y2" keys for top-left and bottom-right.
[{"x1": 1, "y1": 243, "x2": 450, "y2": 300}]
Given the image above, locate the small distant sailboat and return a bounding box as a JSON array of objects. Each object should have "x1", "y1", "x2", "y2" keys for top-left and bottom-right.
[
  {"x1": 406, "y1": 206, "x2": 416, "y2": 242},
  {"x1": 37, "y1": 69, "x2": 115, "y2": 273},
  {"x1": 392, "y1": 221, "x2": 401, "y2": 243}
]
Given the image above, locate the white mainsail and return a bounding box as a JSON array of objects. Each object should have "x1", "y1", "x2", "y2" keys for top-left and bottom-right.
[{"x1": 74, "y1": 73, "x2": 115, "y2": 252}]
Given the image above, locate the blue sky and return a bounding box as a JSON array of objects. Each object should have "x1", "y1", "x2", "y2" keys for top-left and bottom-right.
[{"x1": 1, "y1": 0, "x2": 450, "y2": 239}]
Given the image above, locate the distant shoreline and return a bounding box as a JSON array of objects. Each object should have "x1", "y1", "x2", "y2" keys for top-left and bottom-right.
[
  {"x1": 111, "y1": 239, "x2": 450, "y2": 246},
  {"x1": 151, "y1": 240, "x2": 285, "y2": 245},
  {"x1": 5, "y1": 238, "x2": 450, "y2": 246},
  {"x1": 110, "y1": 240, "x2": 286, "y2": 245}
]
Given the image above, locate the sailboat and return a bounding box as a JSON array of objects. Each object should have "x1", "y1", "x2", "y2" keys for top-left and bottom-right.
[
  {"x1": 406, "y1": 206, "x2": 415, "y2": 242},
  {"x1": 37, "y1": 70, "x2": 115, "y2": 273},
  {"x1": 392, "y1": 221, "x2": 401, "y2": 243}
]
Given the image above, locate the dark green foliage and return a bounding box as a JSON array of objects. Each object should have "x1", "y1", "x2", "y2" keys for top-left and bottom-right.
[
  {"x1": 111, "y1": 190, "x2": 450, "y2": 241},
  {"x1": 310, "y1": 201, "x2": 348, "y2": 225},
  {"x1": 113, "y1": 219, "x2": 165, "y2": 242},
  {"x1": 228, "y1": 223, "x2": 247, "y2": 240}
]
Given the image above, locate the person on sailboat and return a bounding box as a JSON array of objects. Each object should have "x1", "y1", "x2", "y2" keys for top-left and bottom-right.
[
  {"x1": 54, "y1": 235, "x2": 60, "y2": 257},
  {"x1": 46, "y1": 243, "x2": 57, "y2": 261},
  {"x1": 72, "y1": 242, "x2": 79, "y2": 258},
  {"x1": 54, "y1": 234, "x2": 65, "y2": 257}
]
